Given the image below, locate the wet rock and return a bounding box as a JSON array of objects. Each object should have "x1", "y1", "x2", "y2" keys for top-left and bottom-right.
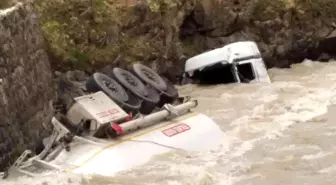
[
  {"x1": 0, "y1": 2, "x2": 54, "y2": 170},
  {"x1": 33, "y1": 0, "x2": 336, "y2": 80},
  {"x1": 54, "y1": 70, "x2": 88, "y2": 114},
  {"x1": 179, "y1": 0, "x2": 336, "y2": 68},
  {"x1": 317, "y1": 53, "x2": 332, "y2": 62}
]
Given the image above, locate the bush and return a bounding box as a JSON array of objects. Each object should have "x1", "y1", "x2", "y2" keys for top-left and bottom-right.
[
  {"x1": 33, "y1": 0, "x2": 188, "y2": 72},
  {"x1": 33, "y1": 0, "x2": 122, "y2": 70}
]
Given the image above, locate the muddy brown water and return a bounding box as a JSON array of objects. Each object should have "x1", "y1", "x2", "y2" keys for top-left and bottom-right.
[{"x1": 4, "y1": 59, "x2": 336, "y2": 185}]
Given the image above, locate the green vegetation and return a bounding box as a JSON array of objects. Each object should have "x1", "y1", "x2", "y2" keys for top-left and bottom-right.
[
  {"x1": 32, "y1": 0, "x2": 186, "y2": 71},
  {"x1": 34, "y1": 0, "x2": 122, "y2": 70},
  {"x1": 300, "y1": 0, "x2": 336, "y2": 18},
  {"x1": 250, "y1": 0, "x2": 336, "y2": 21}
]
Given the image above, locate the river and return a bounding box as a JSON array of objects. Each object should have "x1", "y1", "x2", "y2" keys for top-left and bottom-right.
[{"x1": 4, "y1": 59, "x2": 336, "y2": 185}]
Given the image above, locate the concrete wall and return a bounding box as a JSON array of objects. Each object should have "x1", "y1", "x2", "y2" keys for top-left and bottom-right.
[{"x1": 0, "y1": 3, "x2": 54, "y2": 170}]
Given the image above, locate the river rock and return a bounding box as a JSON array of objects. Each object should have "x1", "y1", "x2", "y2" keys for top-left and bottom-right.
[{"x1": 54, "y1": 70, "x2": 88, "y2": 114}]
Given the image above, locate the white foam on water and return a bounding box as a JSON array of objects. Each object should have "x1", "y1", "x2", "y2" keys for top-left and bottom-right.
[
  {"x1": 318, "y1": 164, "x2": 336, "y2": 174},
  {"x1": 301, "y1": 151, "x2": 331, "y2": 160},
  {"x1": 2, "y1": 173, "x2": 91, "y2": 185}
]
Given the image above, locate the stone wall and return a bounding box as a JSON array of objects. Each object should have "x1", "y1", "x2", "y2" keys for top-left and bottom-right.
[{"x1": 0, "y1": 2, "x2": 54, "y2": 170}]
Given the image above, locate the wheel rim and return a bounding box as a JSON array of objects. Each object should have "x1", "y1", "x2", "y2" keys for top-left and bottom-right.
[
  {"x1": 122, "y1": 73, "x2": 138, "y2": 87},
  {"x1": 95, "y1": 73, "x2": 128, "y2": 102},
  {"x1": 113, "y1": 68, "x2": 149, "y2": 97},
  {"x1": 141, "y1": 69, "x2": 160, "y2": 85},
  {"x1": 133, "y1": 63, "x2": 167, "y2": 91},
  {"x1": 103, "y1": 80, "x2": 118, "y2": 92}
]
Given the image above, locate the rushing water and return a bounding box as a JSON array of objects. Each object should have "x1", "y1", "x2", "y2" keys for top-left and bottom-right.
[{"x1": 4, "y1": 59, "x2": 336, "y2": 185}]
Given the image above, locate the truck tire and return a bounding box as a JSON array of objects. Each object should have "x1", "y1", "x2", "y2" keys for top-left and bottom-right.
[
  {"x1": 132, "y1": 64, "x2": 180, "y2": 107},
  {"x1": 112, "y1": 68, "x2": 160, "y2": 114},
  {"x1": 57, "y1": 75, "x2": 86, "y2": 114},
  {"x1": 157, "y1": 76, "x2": 179, "y2": 107},
  {"x1": 85, "y1": 72, "x2": 141, "y2": 114},
  {"x1": 86, "y1": 72, "x2": 129, "y2": 102},
  {"x1": 132, "y1": 63, "x2": 167, "y2": 91},
  {"x1": 113, "y1": 68, "x2": 148, "y2": 97}
]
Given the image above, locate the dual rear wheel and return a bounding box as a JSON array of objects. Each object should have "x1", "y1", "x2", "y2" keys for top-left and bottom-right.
[{"x1": 86, "y1": 63, "x2": 179, "y2": 114}]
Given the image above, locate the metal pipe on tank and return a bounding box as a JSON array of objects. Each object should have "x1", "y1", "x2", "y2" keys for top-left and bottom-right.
[{"x1": 120, "y1": 100, "x2": 198, "y2": 133}]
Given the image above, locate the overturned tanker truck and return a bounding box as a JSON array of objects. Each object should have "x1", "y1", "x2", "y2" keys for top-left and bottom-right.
[{"x1": 0, "y1": 63, "x2": 224, "y2": 180}]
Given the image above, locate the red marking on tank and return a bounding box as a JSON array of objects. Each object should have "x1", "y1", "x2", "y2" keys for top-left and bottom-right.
[
  {"x1": 97, "y1": 108, "x2": 119, "y2": 118},
  {"x1": 96, "y1": 111, "x2": 109, "y2": 118},
  {"x1": 108, "y1": 108, "x2": 119, "y2": 115},
  {"x1": 162, "y1": 124, "x2": 190, "y2": 137}
]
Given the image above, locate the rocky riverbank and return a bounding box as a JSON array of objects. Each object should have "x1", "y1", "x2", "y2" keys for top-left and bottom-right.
[{"x1": 33, "y1": 0, "x2": 336, "y2": 83}]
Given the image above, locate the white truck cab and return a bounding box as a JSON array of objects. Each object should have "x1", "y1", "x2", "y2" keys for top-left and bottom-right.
[{"x1": 184, "y1": 41, "x2": 271, "y2": 84}]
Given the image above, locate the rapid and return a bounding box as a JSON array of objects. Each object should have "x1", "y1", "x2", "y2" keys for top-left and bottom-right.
[{"x1": 4, "y1": 59, "x2": 336, "y2": 185}]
